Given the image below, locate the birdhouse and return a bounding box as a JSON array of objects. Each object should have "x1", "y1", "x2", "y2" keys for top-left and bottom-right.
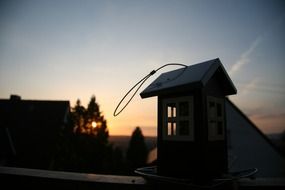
[{"x1": 140, "y1": 58, "x2": 237, "y2": 180}]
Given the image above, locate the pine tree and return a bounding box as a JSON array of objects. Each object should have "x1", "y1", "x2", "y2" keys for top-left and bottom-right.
[
  {"x1": 58, "y1": 95, "x2": 111, "y2": 173},
  {"x1": 71, "y1": 95, "x2": 109, "y2": 144},
  {"x1": 72, "y1": 99, "x2": 86, "y2": 134},
  {"x1": 126, "y1": 127, "x2": 148, "y2": 172},
  {"x1": 86, "y1": 95, "x2": 109, "y2": 144}
]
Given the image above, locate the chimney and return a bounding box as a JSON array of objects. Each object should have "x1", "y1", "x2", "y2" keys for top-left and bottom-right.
[{"x1": 10, "y1": 95, "x2": 21, "y2": 101}]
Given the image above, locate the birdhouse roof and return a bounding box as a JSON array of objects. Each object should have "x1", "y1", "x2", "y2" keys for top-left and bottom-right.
[{"x1": 140, "y1": 58, "x2": 237, "y2": 98}]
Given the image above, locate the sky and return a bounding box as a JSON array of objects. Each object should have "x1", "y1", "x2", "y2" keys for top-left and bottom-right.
[{"x1": 0, "y1": 0, "x2": 285, "y2": 136}]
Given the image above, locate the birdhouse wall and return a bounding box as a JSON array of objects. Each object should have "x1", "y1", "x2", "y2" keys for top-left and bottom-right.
[
  {"x1": 204, "y1": 73, "x2": 229, "y2": 175},
  {"x1": 157, "y1": 90, "x2": 209, "y2": 178},
  {"x1": 156, "y1": 84, "x2": 228, "y2": 178}
]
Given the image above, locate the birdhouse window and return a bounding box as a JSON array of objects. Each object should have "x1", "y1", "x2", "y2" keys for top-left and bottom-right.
[
  {"x1": 167, "y1": 122, "x2": 176, "y2": 135},
  {"x1": 163, "y1": 96, "x2": 194, "y2": 141},
  {"x1": 167, "y1": 103, "x2": 176, "y2": 118},
  {"x1": 179, "y1": 120, "x2": 190, "y2": 135},
  {"x1": 207, "y1": 96, "x2": 225, "y2": 141},
  {"x1": 167, "y1": 103, "x2": 177, "y2": 136}
]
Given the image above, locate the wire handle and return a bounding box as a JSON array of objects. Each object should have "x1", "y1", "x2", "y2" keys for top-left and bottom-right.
[{"x1": 113, "y1": 63, "x2": 187, "y2": 117}]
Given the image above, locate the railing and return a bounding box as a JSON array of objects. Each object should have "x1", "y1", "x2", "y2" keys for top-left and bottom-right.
[{"x1": 0, "y1": 166, "x2": 284, "y2": 190}]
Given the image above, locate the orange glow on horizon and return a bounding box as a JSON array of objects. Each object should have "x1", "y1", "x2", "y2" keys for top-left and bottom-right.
[
  {"x1": 249, "y1": 114, "x2": 285, "y2": 134},
  {"x1": 99, "y1": 96, "x2": 158, "y2": 136}
]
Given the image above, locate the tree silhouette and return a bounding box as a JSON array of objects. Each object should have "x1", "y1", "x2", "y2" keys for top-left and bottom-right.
[
  {"x1": 86, "y1": 95, "x2": 109, "y2": 144},
  {"x1": 72, "y1": 99, "x2": 86, "y2": 134},
  {"x1": 72, "y1": 95, "x2": 109, "y2": 143},
  {"x1": 126, "y1": 127, "x2": 148, "y2": 172},
  {"x1": 53, "y1": 96, "x2": 151, "y2": 175},
  {"x1": 53, "y1": 95, "x2": 111, "y2": 173}
]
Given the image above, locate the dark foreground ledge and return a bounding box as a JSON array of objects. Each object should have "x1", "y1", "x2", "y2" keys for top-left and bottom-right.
[
  {"x1": 0, "y1": 166, "x2": 147, "y2": 190},
  {"x1": 0, "y1": 166, "x2": 284, "y2": 190}
]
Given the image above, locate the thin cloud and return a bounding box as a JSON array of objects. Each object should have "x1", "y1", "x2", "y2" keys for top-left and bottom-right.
[
  {"x1": 239, "y1": 78, "x2": 260, "y2": 95},
  {"x1": 229, "y1": 36, "x2": 262, "y2": 76}
]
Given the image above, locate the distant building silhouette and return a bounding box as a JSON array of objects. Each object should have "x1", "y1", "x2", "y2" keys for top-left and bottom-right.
[
  {"x1": 0, "y1": 95, "x2": 69, "y2": 169},
  {"x1": 226, "y1": 99, "x2": 285, "y2": 177}
]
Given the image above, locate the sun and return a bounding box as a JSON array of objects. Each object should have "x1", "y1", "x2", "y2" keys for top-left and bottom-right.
[{"x1": 91, "y1": 121, "x2": 97, "y2": 128}]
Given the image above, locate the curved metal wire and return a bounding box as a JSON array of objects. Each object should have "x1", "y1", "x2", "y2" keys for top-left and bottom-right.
[{"x1": 113, "y1": 63, "x2": 187, "y2": 117}]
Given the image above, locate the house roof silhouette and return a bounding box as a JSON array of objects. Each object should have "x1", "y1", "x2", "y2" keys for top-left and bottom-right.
[
  {"x1": 140, "y1": 58, "x2": 237, "y2": 98},
  {"x1": 0, "y1": 95, "x2": 70, "y2": 169}
]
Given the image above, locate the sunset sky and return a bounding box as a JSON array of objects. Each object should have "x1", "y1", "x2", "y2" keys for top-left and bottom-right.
[{"x1": 1, "y1": 0, "x2": 284, "y2": 136}]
